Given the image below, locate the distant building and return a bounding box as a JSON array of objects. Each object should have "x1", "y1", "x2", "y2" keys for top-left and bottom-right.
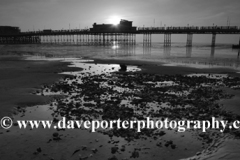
[
  {"x1": 0, "y1": 26, "x2": 20, "y2": 35},
  {"x1": 90, "y1": 19, "x2": 137, "y2": 32}
]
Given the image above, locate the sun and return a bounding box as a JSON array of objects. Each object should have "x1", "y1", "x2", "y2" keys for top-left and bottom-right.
[{"x1": 108, "y1": 16, "x2": 121, "y2": 25}]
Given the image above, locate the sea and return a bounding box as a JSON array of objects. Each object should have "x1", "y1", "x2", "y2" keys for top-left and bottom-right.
[{"x1": 0, "y1": 42, "x2": 240, "y2": 71}]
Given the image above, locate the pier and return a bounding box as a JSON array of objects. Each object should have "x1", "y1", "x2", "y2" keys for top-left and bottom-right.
[{"x1": 0, "y1": 20, "x2": 240, "y2": 46}]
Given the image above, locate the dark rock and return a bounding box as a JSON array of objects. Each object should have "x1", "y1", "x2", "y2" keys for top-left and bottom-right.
[
  {"x1": 130, "y1": 150, "x2": 139, "y2": 158},
  {"x1": 111, "y1": 147, "x2": 118, "y2": 154},
  {"x1": 52, "y1": 132, "x2": 59, "y2": 138},
  {"x1": 108, "y1": 155, "x2": 118, "y2": 160},
  {"x1": 119, "y1": 64, "x2": 127, "y2": 71}
]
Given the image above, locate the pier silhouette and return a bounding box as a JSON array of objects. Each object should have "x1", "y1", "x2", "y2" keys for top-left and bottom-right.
[{"x1": 0, "y1": 19, "x2": 240, "y2": 46}]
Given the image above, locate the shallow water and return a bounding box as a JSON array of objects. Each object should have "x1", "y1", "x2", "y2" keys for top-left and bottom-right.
[
  {"x1": 1, "y1": 42, "x2": 240, "y2": 70},
  {"x1": 62, "y1": 59, "x2": 141, "y2": 75}
]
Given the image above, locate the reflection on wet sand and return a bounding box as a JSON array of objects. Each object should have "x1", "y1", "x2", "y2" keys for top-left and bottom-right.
[
  {"x1": 210, "y1": 47, "x2": 215, "y2": 59},
  {"x1": 238, "y1": 49, "x2": 240, "y2": 59},
  {"x1": 140, "y1": 45, "x2": 240, "y2": 70},
  {"x1": 186, "y1": 47, "x2": 192, "y2": 58},
  {"x1": 163, "y1": 46, "x2": 171, "y2": 58},
  {"x1": 1, "y1": 43, "x2": 240, "y2": 70},
  {"x1": 143, "y1": 45, "x2": 151, "y2": 55},
  {"x1": 111, "y1": 44, "x2": 136, "y2": 57}
]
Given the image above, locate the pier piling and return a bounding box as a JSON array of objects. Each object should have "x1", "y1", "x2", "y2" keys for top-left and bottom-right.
[
  {"x1": 164, "y1": 34, "x2": 171, "y2": 46},
  {"x1": 186, "y1": 33, "x2": 193, "y2": 47},
  {"x1": 211, "y1": 33, "x2": 216, "y2": 47}
]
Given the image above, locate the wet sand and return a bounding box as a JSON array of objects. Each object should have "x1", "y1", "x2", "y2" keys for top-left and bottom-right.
[
  {"x1": 0, "y1": 56, "x2": 240, "y2": 160},
  {"x1": 89, "y1": 58, "x2": 240, "y2": 76},
  {"x1": 0, "y1": 56, "x2": 80, "y2": 117}
]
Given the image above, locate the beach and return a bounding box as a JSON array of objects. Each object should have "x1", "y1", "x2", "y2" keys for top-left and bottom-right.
[
  {"x1": 0, "y1": 56, "x2": 80, "y2": 118},
  {"x1": 0, "y1": 44, "x2": 240, "y2": 160}
]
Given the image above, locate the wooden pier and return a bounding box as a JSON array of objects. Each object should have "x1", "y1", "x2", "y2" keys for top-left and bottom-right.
[{"x1": 1, "y1": 21, "x2": 240, "y2": 46}]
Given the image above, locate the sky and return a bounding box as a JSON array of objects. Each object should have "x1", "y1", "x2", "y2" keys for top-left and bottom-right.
[{"x1": 0, "y1": 0, "x2": 240, "y2": 43}]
